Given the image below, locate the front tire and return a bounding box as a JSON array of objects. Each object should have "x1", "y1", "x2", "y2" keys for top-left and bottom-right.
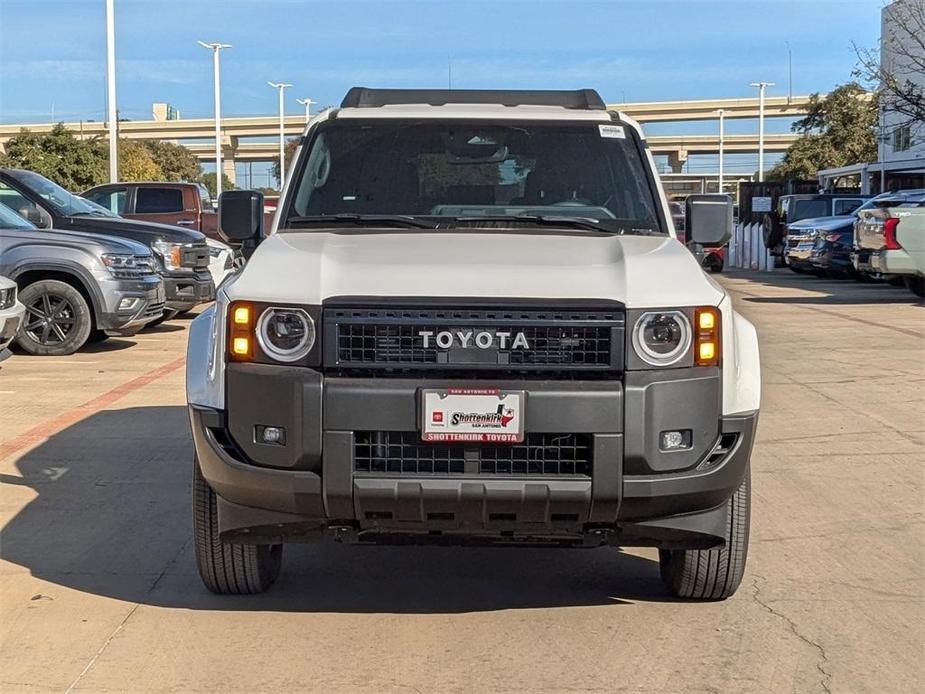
[
  {"x1": 659, "y1": 470, "x2": 750, "y2": 600},
  {"x1": 15, "y1": 280, "x2": 92, "y2": 356},
  {"x1": 193, "y1": 457, "x2": 282, "y2": 594}
]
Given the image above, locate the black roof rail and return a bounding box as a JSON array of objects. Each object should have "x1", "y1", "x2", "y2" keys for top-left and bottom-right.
[{"x1": 340, "y1": 88, "x2": 607, "y2": 110}]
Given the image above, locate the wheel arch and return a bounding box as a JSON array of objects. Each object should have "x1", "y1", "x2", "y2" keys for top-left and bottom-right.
[{"x1": 10, "y1": 263, "x2": 104, "y2": 326}]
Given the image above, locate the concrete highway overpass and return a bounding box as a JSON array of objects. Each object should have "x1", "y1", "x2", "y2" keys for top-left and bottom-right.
[{"x1": 0, "y1": 95, "x2": 816, "y2": 181}]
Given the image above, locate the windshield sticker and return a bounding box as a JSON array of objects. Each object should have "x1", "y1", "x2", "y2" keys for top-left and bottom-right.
[{"x1": 599, "y1": 124, "x2": 625, "y2": 139}]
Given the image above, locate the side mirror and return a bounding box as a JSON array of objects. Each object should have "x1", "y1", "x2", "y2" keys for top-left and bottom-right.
[
  {"x1": 685, "y1": 194, "x2": 732, "y2": 246},
  {"x1": 218, "y1": 190, "x2": 264, "y2": 257},
  {"x1": 20, "y1": 206, "x2": 49, "y2": 228}
]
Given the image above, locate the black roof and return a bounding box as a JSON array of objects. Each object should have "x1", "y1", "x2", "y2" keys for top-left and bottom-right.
[{"x1": 341, "y1": 88, "x2": 606, "y2": 110}]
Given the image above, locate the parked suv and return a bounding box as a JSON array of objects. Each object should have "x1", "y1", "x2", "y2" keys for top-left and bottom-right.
[
  {"x1": 187, "y1": 88, "x2": 761, "y2": 600},
  {"x1": 0, "y1": 169, "x2": 214, "y2": 317},
  {"x1": 766, "y1": 193, "x2": 869, "y2": 264},
  {"x1": 0, "y1": 202, "x2": 163, "y2": 355},
  {"x1": 0, "y1": 273, "x2": 25, "y2": 361}
]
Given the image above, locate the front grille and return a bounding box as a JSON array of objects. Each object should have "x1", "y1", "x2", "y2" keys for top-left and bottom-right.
[
  {"x1": 181, "y1": 243, "x2": 211, "y2": 270},
  {"x1": 354, "y1": 431, "x2": 592, "y2": 476},
  {"x1": 325, "y1": 305, "x2": 624, "y2": 373}
]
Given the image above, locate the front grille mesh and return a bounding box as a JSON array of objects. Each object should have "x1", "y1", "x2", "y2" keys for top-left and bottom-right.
[
  {"x1": 327, "y1": 307, "x2": 621, "y2": 371},
  {"x1": 354, "y1": 431, "x2": 592, "y2": 476}
]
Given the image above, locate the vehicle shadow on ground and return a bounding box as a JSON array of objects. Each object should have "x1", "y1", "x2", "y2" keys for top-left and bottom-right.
[
  {"x1": 1, "y1": 406, "x2": 677, "y2": 613},
  {"x1": 78, "y1": 338, "x2": 138, "y2": 353},
  {"x1": 727, "y1": 270, "x2": 923, "y2": 306}
]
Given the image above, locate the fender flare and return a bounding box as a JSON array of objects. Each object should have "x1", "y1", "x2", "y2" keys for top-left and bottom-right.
[{"x1": 8, "y1": 260, "x2": 105, "y2": 322}]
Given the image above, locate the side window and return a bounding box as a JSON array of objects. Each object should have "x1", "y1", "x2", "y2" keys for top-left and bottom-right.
[
  {"x1": 833, "y1": 198, "x2": 863, "y2": 216},
  {"x1": 86, "y1": 188, "x2": 128, "y2": 214},
  {"x1": 135, "y1": 188, "x2": 184, "y2": 213}
]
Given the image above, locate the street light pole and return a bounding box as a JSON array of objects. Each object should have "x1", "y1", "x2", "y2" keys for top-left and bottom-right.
[
  {"x1": 750, "y1": 81, "x2": 775, "y2": 183},
  {"x1": 268, "y1": 82, "x2": 293, "y2": 185},
  {"x1": 785, "y1": 42, "x2": 793, "y2": 103},
  {"x1": 105, "y1": 0, "x2": 118, "y2": 182},
  {"x1": 198, "y1": 41, "x2": 232, "y2": 195},
  {"x1": 716, "y1": 109, "x2": 725, "y2": 193},
  {"x1": 296, "y1": 97, "x2": 315, "y2": 123}
]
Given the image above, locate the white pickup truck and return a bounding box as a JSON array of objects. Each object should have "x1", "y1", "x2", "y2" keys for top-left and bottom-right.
[
  {"x1": 856, "y1": 189, "x2": 925, "y2": 298},
  {"x1": 186, "y1": 88, "x2": 761, "y2": 600}
]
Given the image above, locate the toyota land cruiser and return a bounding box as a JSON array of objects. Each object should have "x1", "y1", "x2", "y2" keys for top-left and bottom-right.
[{"x1": 187, "y1": 88, "x2": 761, "y2": 600}]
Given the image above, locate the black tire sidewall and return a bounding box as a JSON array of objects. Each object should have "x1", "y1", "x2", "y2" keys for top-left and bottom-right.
[{"x1": 16, "y1": 280, "x2": 93, "y2": 356}]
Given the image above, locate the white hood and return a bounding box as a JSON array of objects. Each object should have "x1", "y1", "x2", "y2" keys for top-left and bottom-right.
[{"x1": 226, "y1": 230, "x2": 725, "y2": 308}]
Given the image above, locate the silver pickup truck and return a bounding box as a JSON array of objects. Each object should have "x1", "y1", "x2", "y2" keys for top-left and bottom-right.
[
  {"x1": 0, "y1": 203, "x2": 164, "y2": 355},
  {"x1": 855, "y1": 189, "x2": 925, "y2": 298}
]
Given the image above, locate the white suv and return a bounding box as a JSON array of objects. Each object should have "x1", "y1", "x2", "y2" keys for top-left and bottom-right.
[{"x1": 187, "y1": 88, "x2": 761, "y2": 599}]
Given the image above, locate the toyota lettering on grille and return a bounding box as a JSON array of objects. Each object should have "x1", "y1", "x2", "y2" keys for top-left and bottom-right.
[{"x1": 418, "y1": 330, "x2": 531, "y2": 350}]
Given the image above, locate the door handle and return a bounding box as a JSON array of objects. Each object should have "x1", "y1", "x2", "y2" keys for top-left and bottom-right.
[{"x1": 176, "y1": 220, "x2": 195, "y2": 226}]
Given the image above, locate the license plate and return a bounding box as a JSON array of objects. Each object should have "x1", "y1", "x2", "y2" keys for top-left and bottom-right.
[{"x1": 420, "y1": 388, "x2": 525, "y2": 443}]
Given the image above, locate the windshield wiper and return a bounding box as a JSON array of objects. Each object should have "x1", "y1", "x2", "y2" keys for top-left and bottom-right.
[
  {"x1": 285, "y1": 214, "x2": 436, "y2": 229},
  {"x1": 444, "y1": 214, "x2": 623, "y2": 234}
]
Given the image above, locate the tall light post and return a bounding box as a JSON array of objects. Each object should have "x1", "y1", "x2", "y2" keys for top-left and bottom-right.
[
  {"x1": 296, "y1": 97, "x2": 315, "y2": 123},
  {"x1": 750, "y1": 81, "x2": 775, "y2": 183},
  {"x1": 716, "y1": 109, "x2": 725, "y2": 193},
  {"x1": 785, "y1": 42, "x2": 793, "y2": 103},
  {"x1": 268, "y1": 81, "x2": 293, "y2": 185},
  {"x1": 198, "y1": 41, "x2": 232, "y2": 194},
  {"x1": 105, "y1": 0, "x2": 118, "y2": 182}
]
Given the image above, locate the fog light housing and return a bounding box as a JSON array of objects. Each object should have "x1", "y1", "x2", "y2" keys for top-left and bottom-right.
[
  {"x1": 256, "y1": 425, "x2": 286, "y2": 446},
  {"x1": 118, "y1": 297, "x2": 141, "y2": 312},
  {"x1": 660, "y1": 430, "x2": 692, "y2": 451}
]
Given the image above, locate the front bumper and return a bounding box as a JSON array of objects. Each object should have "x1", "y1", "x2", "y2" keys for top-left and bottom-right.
[
  {"x1": 97, "y1": 276, "x2": 165, "y2": 335},
  {"x1": 190, "y1": 364, "x2": 757, "y2": 549},
  {"x1": 0, "y1": 301, "x2": 26, "y2": 356},
  {"x1": 163, "y1": 270, "x2": 215, "y2": 310}
]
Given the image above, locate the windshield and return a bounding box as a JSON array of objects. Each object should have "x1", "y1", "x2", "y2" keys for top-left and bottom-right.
[
  {"x1": 8, "y1": 170, "x2": 99, "y2": 217},
  {"x1": 0, "y1": 200, "x2": 35, "y2": 229},
  {"x1": 286, "y1": 119, "x2": 664, "y2": 235}
]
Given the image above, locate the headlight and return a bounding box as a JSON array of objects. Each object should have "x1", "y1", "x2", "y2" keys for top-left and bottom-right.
[
  {"x1": 0, "y1": 286, "x2": 16, "y2": 310},
  {"x1": 256, "y1": 307, "x2": 315, "y2": 362},
  {"x1": 101, "y1": 253, "x2": 153, "y2": 279},
  {"x1": 152, "y1": 239, "x2": 183, "y2": 271},
  {"x1": 632, "y1": 311, "x2": 691, "y2": 366}
]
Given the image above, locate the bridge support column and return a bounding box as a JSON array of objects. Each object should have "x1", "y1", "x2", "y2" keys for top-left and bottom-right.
[
  {"x1": 221, "y1": 136, "x2": 238, "y2": 186},
  {"x1": 668, "y1": 149, "x2": 689, "y2": 174}
]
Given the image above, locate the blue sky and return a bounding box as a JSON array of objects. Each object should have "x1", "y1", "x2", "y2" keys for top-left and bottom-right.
[{"x1": 0, "y1": 0, "x2": 883, "y2": 179}]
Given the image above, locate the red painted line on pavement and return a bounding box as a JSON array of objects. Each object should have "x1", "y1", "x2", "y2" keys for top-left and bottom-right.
[{"x1": 0, "y1": 356, "x2": 186, "y2": 462}]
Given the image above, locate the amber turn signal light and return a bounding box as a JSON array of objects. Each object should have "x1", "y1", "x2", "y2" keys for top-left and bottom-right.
[
  {"x1": 228, "y1": 301, "x2": 255, "y2": 361},
  {"x1": 694, "y1": 307, "x2": 720, "y2": 366}
]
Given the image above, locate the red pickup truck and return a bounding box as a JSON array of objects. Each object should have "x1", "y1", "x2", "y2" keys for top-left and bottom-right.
[{"x1": 82, "y1": 182, "x2": 276, "y2": 240}]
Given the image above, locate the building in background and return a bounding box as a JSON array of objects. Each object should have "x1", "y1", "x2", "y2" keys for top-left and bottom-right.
[{"x1": 819, "y1": 0, "x2": 924, "y2": 192}]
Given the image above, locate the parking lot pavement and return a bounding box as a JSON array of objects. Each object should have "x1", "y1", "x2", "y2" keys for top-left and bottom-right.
[{"x1": 0, "y1": 271, "x2": 922, "y2": 694}]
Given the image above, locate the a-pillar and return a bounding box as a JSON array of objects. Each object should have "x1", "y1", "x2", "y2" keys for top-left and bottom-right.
[
  {"x1": 221, "y1": 135, "x2": 238, "y2": 186},
  {"x1": 667, "y1": 149, "x2": 689, "y2": 174}
]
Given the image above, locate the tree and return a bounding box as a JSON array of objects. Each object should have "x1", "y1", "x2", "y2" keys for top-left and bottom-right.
[
  {"x1": 854, "y1": 0, "x2": 925, "y2": 124},
  {"x1": 116, "y1": 140, "x2": 162, "y2": 181},
  {"x1": 140, "y1": 140, "x2": 202, "y2": 182},
  {"x1": 271, "y1": 138, "x2": 300, "y2": 184},
  {"x1": 200, "y1": 171, "x2": 235, "y2": 198},
  {"x1": 767, "y1": 82, "x2": 878, "y2": 181},
  {"x1": 0, "y1": 124, "x2": 108, "y2": 190}
]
